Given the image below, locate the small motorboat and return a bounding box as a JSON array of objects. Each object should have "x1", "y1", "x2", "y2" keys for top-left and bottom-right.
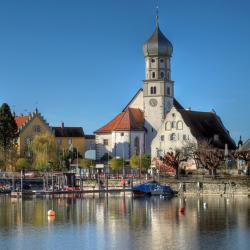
[{"x1": 132, "y1": 181, "x2": 177, "y2": 197}]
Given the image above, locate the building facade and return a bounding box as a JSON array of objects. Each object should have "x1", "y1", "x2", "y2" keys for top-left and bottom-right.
[
  {"x1": 15, "y1": 109, "x2": 53, "y2": 156},
  {"x1": 95, "y1": 18, "x2": 236, "y2": 161}
]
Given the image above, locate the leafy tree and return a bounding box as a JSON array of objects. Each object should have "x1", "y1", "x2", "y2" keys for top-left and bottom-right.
[
  {"x1": 140, "y1": 155, "x2": 151, "y2": 171},
  {"x1": 109, "y1": 157, "x2": 123, "y2": 171},
  {"x1": 0, "y1": 103, "x2": 19, "y2": 169},
  {"x1": 29, "y1": 133, "x2": 57, "y2": 171},
  {"x1": 130, "y1": 155, "x2": 139, "y2": 169},
  {"x1": 79, "y1": 158, "x2": 94, "y2": 168},
  {"x1": 16, "y1": 157, "x2": 30, "y2": 171}
]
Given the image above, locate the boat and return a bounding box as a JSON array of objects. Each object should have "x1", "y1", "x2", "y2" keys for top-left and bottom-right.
[{"x1": 132, "y1": 181, "x2": 177, "y2": 197}]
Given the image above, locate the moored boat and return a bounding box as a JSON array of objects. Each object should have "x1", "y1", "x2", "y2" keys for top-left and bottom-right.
[{"x1": 132, "y1": 181, "x2": 177, "y2": 197}]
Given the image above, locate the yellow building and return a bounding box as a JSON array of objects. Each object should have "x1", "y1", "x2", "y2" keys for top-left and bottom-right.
[
  {"x1": 52, "y1": 122, "x2": 86, "y2": 156},
  {"x1": 15, "y1": 109, "x2": 53, "y2": 156}
]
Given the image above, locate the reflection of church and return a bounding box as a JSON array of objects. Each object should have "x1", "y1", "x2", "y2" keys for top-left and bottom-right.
[{"x1": 95, "y1": 16, "x2": 235, "y2": 161}]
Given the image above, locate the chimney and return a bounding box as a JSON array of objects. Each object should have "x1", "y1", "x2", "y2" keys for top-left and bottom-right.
[{"x1": 61, "y1": 122, "x2": 64, "y2": 129}]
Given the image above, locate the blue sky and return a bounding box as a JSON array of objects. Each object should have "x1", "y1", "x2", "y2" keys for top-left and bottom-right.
[{"x1": 0, "y1": 0, "x2": 250, "y2": 142}]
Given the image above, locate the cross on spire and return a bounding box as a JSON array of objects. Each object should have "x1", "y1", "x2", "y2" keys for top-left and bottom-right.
[{"x1": 156, "y1": 0, "x2": 159, "y2": 26}]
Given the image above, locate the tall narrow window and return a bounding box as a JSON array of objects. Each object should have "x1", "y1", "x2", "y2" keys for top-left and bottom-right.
[
  {"x1": 152, "y1": 72, "x2": 155, "y2": 78},
  {"x1": 160, "y1": 72, "x2": 164, "y2": 78},
  {"x1": 167, "y1": 87, "x2": 171, "y2": 96},
  {"x1": 150, "y1": 86, "x2": 156, "y2": 94},
  {"x1": 134, "y1": 137, "x2": 140, "y2": 155}
]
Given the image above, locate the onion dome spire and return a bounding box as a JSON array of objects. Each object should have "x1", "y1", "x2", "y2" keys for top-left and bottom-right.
[{"x1": 143, "y1": 9, "x2": 173, "y2": 57}]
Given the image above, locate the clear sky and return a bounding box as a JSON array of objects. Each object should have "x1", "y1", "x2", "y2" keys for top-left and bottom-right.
[{"x1": 1, "y1": 0, "x2": 250, "y2": 142}]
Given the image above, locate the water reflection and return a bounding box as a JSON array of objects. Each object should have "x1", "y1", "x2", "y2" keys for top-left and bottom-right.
[{"x1": 0, "y1": 195, "x2": 249, "y2": 250}]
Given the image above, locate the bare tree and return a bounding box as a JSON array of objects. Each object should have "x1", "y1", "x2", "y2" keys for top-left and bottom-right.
[
  {"x1": 233, "y1": 150, "x2": 250, "y2": 175},
  {"x1": 193, "y1": 140, "x2": 225, "y2": 176}
]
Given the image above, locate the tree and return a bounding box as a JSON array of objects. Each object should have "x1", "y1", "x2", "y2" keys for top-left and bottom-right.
[
  {"x1": 233, "y1": 150, "x2": 250, "y2": 175},
  {"x1": 194, "y1": 140, "x2": 225, "y2": 176},
  {"x1": 130, "y1": 155, "x2": 139, "y2": 169},
  {"x1": 16, "y1": 157, "x2": 30, "y2": 171},
  {"x1": 161, "y1": 150, "x2": 190, "y2": 179},
  {"x1": 0, "y1": 103, "x2": 19, "y2": 170},
  {"x1": 109, "y1": 157, "x2": 123, "y2": 171},
  {"x1": 79, "y1": 158, "x2": 93, "y2": 168},
  {"x1": 29, "y1": 133, "x2": 57, "y2": 171}
]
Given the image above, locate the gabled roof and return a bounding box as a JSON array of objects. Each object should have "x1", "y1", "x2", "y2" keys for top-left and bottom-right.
[
  {"x1": 53, "y1": 127, "x2": 84, "y2": 137},
  {"x1": 95, "y1": 108, "x2": 145, "y2": 134},
  {"x1": 241, "y1": 139, "x2": 250, "y2": 151},
  {"x1": 15, "y1": 115, "x2": 30, "y2": 127},
  {"x1": 15, "y1": 109, "x2": 51, "y2": 133},
  {"x1": 178, "y1": 109, "x2": 236, "y2": 149}
]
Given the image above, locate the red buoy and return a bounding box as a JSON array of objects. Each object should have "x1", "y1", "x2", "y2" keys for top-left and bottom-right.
[{"x1": 179, "y1": 207, "x2": 185, "y2": 213}]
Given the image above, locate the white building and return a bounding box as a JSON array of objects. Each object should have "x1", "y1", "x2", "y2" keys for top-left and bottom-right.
[{"x1": 95, "y1": 17, "x2": 236, "y2": 161}]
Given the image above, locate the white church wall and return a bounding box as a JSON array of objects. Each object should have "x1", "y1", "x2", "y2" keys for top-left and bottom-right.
[
  {"x1": 112, "y1": 131, "x2": 130, "y2": 159},
  {"x1": 128, "y1": 90, "x2": 143, "y2": 110},
  {"x1": 95, "y1": 133, "x2": 112, "y2": 160},
  {"x1": 151, "y1": 107, "x2": 197, "y2": 158},
  {"x1": 130, "y1": 131, "x2": 145, "y2": 156}
]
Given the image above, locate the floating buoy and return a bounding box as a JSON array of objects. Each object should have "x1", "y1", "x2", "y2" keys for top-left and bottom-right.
[
  {"x1": 48, "y1": 210, "x2": 55, "y2": 216},
  {"x1": 48, "y1": 215, "x2": 55, "y2": 222},
  {"x1": 179, "y1": 207, "x2": 185, "y2": 213}
]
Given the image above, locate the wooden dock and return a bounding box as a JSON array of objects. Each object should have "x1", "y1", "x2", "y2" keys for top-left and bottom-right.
[{"x1": 10, "y1": 188, "x2": 132, "y2": 197}]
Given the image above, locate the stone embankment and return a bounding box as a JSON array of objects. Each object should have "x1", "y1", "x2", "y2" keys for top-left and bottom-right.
[{"x1": 165, "y1": 178, "x2": 250, "y2": 196}]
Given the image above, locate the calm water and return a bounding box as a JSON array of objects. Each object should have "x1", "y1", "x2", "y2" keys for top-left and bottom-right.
[{"x1": 0, "y1": 194, "x2": 249, "y2": 250}]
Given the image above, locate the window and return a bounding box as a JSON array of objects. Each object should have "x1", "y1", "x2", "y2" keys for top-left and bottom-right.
[
  {"x1": 134, "y1": 137, "x2": 140, "y2": 155},
  {"x1": 160, "y1": 72, "x2": 164, "y2": 78},
  {"x1": 177, "y1": 121, "x2": 183, "y2": 130},
  {"x1": 183, "y1": 134, "x2": 187, "y2": 141},
  {"x1": 151, "y1": 58, "x2": 155, "y2": 63},
  {"x1": 120, "y1": 132, "x2": 124, "y2": 136},
  {"x1": 25, "y1": 137, "x2": 31, "y2": 145},
  {"x1": 33, "y1": 125, "x2": 41, "y2": 133},
  {"x1": 160, "y1": 59, "x2": 164, "y2": 63},
  {"x1": 152, "y1": 72, "x2": 155, "y2": 78},
  {"x1": 103, "y1": 139, "x2": 109, "y2": 146},
  {"x1": 68, "y1": 138, "x2": 72, "y2": 145},
  {"x1": 214, "y1": 134, "x2": 219, "y2": 141},
  {"x1": 150, "y1": 86, "x2": 156, "y2": 95},
  {"x1": 165, "y1": 122, "x2": 171, "y2": 131},
  {"x1": 151, "y1": 128, "x2": 154, "y2": 132},
  {"x1": 171, "y1": 121, "x2": 176, "y2": 129},
  {"x1": 161, "y1": 135, "x2": 165, "y2": 141},
  {"x1": 167, "y1": 87, "x2": 171, "y2": 96},
  {"x1": 170, "y1": 133, "x2": 176, "y2": 141},
  {"x1": 172, "y1": 113, "x2": 175, "y2": 118}
]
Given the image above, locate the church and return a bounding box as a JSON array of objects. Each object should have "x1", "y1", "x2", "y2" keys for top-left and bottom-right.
[{"x1": 95, "y1": 17, "x2": 236, "y2": 161}]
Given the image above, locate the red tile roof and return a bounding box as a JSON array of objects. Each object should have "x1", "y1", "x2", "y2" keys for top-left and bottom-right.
[
  {"x1": 15, "y1": 115, "x2": 30, "y2": 128},
  {"x1": 95, "y1": 108, "x2": 145, "y2": 133}
]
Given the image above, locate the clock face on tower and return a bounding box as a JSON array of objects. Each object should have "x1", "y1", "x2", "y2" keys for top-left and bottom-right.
[{"x1": 149, "y1": 98, "x2": 158, "y2": 107}]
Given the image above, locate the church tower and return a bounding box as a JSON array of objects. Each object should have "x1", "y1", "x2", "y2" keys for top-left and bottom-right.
[{"x1": 143, "y1": 16, "x2": 174, "y2": 154}]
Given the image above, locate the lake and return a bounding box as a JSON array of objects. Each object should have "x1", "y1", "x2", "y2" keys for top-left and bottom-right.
[{"x1": 0, "y1": 194, "x2": 249, "y2": 250}]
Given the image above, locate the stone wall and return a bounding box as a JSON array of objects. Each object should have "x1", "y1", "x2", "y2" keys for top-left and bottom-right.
[{"x1": 164, "y1": 179, "x2": 250, "y2": 196}]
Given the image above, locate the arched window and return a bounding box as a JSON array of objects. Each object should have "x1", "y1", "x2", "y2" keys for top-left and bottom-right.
[
  {"x1": 170, "y1": 133, "x2": 176, "y2": 141},
  {"x1": 151, "y1": 58, "x2": 155, "y2": 63},
  {"x1": 152, "y1": 72, "x2": 155, "y2": 78},
  {"x1": 150, "y1": 86, "x2": 156, "y2": 94},
  {"x1": 167, "y1": 87, "x2": 171, "y2": 96},
  {"x1": 160, "y1": 72, "x2": 164, "y2": 78},
  {"x1": 165, "y1": 122, "x2": 171, "y2": 131},
  {"x1": 177, "y1": 121, "x2": 183, "y2": 130},
  {"x1": 134, "y1": 137, "x2": 140, "y2": 155},
  {"x1": 153, "y1": 86, "x2": 156, "y2": 94},
  {"x1": 171, "y1": 121, "x2": 176, "y2": 129}
]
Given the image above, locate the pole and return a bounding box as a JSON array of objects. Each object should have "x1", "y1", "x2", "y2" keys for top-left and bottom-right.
[
  {"x1": 20, "y1": 169, "x2": 23, "y2": 194},
  {"x1": 139, "y1": 148, "x2": 142, "y2": 184}
]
